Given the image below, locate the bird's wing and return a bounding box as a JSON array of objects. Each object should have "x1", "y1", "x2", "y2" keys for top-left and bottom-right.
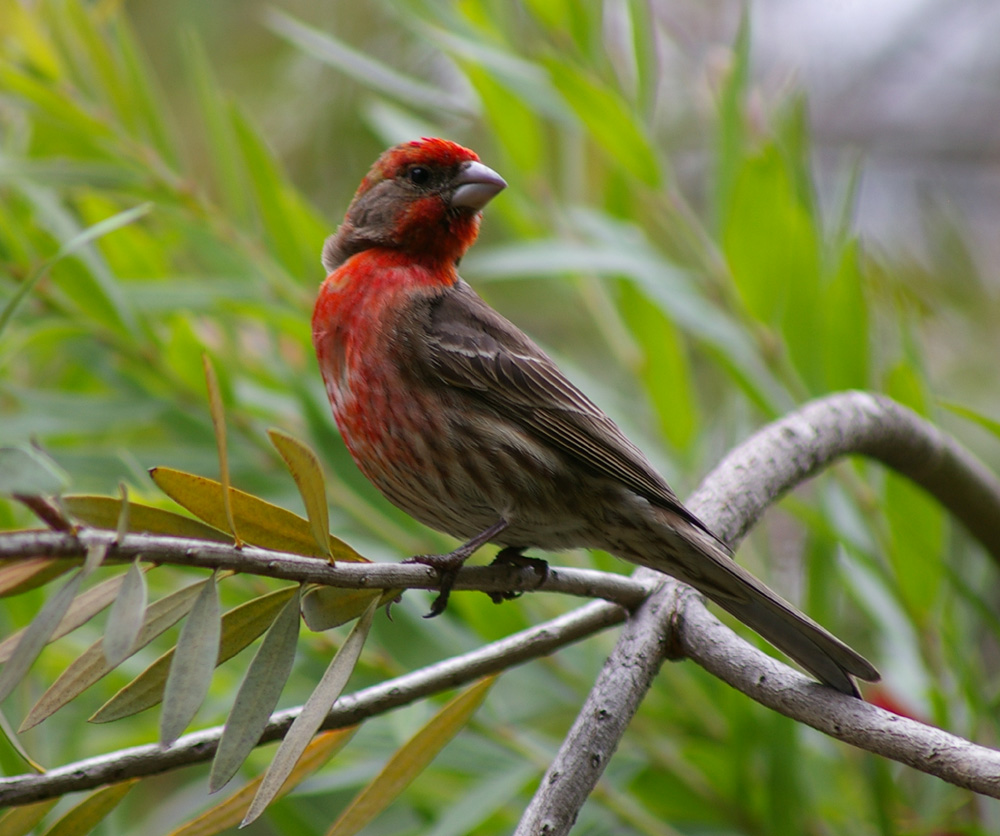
[{"x1": 415, "y1": 280, "x2": 720, "y2": 541}]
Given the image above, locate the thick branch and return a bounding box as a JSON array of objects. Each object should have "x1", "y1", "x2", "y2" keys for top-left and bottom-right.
[{"x1": 516, "y1": 391, "x2": 1000, "y2": 834}]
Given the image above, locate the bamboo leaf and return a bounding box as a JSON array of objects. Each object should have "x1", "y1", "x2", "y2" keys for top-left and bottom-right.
[
  {"x1": 203, "y1": 354, "x2": 241, "y2": 548},
  {"x1": 209, "y1": 587, "x2": 301, "y2": 792},
  {"x1": 21, "y1": 579, "x2": 208, "y2": 732},
  {"x1": 326, "y1": 677, "x2": 497, "y2": 836},
  {"x1": 40, "y1": 779, "x2": 137, "y2": 836},
  {"x1": 150, "y1": 467, "x2": 366, "y2": 561},
  {"x1": 0, "y1": 572, "x2": 131, "y2": 663},
  {"x1": 242, "y1": 598, "x2": 378, "y2": 826},
  {"x1": 103, "y1": 559, "x2": 148, "y2": 667},
  {"x1": 63, "y1": 494, "x2": 231, "y2": 542},
  {"x1": 167, "y1": 729, "x2": 356, "y2": 836},
  {"x1": 90, "y1": 586, "x2": 296, "y2": 725},
  {"x1": 268, "y1": 429, "x2": 333, "y2": 562}
]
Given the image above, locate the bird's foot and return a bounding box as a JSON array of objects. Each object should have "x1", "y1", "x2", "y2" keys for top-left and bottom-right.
[
  {"x1": 404, "y1": 519, "x2": 509, "y2": 617},
  {"x1": 486, "y1": 547, "x2": 549, "y2": 604}
]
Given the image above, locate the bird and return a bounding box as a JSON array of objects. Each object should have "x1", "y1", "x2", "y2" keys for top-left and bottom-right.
[{"x1": 311, "y1": 137, "x2": 879, "y2": 696}]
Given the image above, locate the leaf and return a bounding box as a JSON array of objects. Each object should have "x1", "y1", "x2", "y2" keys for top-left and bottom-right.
[
  {"x1": 40, "y1": 779, "x2": 137, "y2": 836},
  {"x1": 103, "y1": 559, "x2": 148, "y2": 667},
  {"x1": 0, "y1": 572, "x2": 131, "y2": 663},
  {"x1": 0, "y1": 558, "x2": 76, "y2": 598},
  {"x1": 89, "y1": 586, "x2": 297, "y2": 725},
  {"x1": 242, "y1": 598, "x2": 378, "y2": 826},
  {"x1": 63, "y1": 494, "x2": 231, "y2": 542},
  {"x1": 301, "y1": 585, "x2": 400, "y2": 632},
  {"x1": 202, "y1": 354, "x2": 241, "y2": 548},
  {"x1": 0, "y1": 705, "x2": 44, "y2": 772},
  {"x1": 0, "y1": 569, "x2": 85, "y2": 701},
  {"x1": 150, "y1": 467, "x2": 366, "y2": 561},
  {"x1": 209, "y1": 587, "x2": 301, "y2": 792},
  {"x1": 941, "y1": 400, "x2": 1000, "y2": 440},
  {"x1": 0, "y1": 203, "x2": 151, "y2": 339},
  {"x1": 160, "y1": 571, "x2": 221, "y2": 746},
  {"x1": 0, "y1": 799, "x2": 59, "y2": 836},
  {"x1": 0, "y1": 445, "x2": 69, "y2": 496},
  {"x1": 21, "y1": 579, "x2": 208, "y2": 731},
  {"x1": 326, "y1": 677, "x2": 497, "y2": 836},
  {"x1": 167, "y1": 729, "x2": 356, "y2": 836},
  {"x1": 268, "y1": 429, "x2": 333, "y2": 562}
]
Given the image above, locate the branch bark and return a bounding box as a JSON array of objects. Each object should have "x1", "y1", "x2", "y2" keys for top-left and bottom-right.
[{"x1": 515, "y1": 391, "x2": 1000, "y2": 834}]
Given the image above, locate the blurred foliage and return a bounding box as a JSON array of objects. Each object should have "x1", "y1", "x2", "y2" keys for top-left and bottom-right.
[{"x1": 1, "y1": 0, "x2": 999, "y2": 834}]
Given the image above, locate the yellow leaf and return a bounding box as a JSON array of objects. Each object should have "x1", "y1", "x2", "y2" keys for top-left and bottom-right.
[
  {"x1": 326, "y1": 677, "x2": 496, "y2": 836},
  {"x1": 150, "y1": 467, "x2": 366, "y2": 562},
  {"x1": 268, "y1": 429, "x2": 333, "y2": 562},
  {"x1": 42, "y1": 779, "x2": 137, "y2": 836},
  {"x1": 63, "y1": 494, "x2": 230, "y2": 542},
  {"x1": 166, "y1": 729, "x2": 356, "y2": 836}
]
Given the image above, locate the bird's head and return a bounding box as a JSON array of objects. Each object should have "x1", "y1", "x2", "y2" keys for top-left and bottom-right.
[{"x1": 322, "y1": 138, "x2": 507, "y2": 273}]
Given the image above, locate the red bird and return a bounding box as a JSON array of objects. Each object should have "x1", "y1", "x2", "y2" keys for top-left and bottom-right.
[{"x1": 312, "y1": 137, "x2": 878, "y2": 696}]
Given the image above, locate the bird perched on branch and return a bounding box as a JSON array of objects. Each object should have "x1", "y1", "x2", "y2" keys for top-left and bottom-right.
[{"x1": 312, "y1": 137, "x2": 879, "y2": 696}]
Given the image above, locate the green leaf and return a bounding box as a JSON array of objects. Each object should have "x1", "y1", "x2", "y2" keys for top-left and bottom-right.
[
  {"x1": 209, "y1": 587, "x2": 301, "y2": 792},
  {"x1": 0, "y1": 445, "x2": 69, "y2": 496},
  {"x1": 301, "y1": 585, "x2": 399, "y2": 632},
  {"x1": 0, "y1": 558, "x2": 75, "y2": 598},
  {"x1": 326, "y1": 677, "x2": 497, "y2": 836},
  {"x1": 89, "y1": 585, "x2": 296, "y2": 725},
  {"x1": 268, "y1": 429, "x2": 333, "y2": 562},
  {"x1": 103, "y1": 559, "x2": 148, "y2": 667},
  {"x1": 202, "y1": 354, "x2": 241, "y2": 548},
  {"x1": 63, "y1": 494, "x2": 231, "y2": 542},
  {"x1": 0, "y1": 799, "x2": 59, "y2": 836},
  {"x1": 21, "y1": 579, "x2": 208, "y2": 731},
  {"x1": 160, "y1": 571, "x2": 221, "y2": 745},
  {"x1": 0, "y1": 572, "x2": 129, "y2": 663},
  {"x1": 242, "y1": 598, "x2": 378, "y2": 826},
  {"x1": 39, "y1": 779, "x2": 136, "y2": 836}
]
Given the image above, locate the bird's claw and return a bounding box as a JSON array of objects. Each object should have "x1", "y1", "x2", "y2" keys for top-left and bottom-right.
[
  {"x1": 486, "y1": 547, "x2": 548, "y2": 604},
  {"x1": 404, "y1": 552, "x2": 467, "y2": 617}
]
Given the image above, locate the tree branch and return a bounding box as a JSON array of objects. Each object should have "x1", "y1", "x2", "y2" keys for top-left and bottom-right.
[{"x1": 516, "y1": 391, "x2": 1000, "y2": 835}]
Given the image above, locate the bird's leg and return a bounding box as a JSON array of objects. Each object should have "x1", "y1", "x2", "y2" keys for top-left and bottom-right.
[
  {"x1": 486, "y1": 547, "x2": 549, "y2": 604},
  {"x1": 405, "y1": 519, "x2": 509, "y2": 617}
]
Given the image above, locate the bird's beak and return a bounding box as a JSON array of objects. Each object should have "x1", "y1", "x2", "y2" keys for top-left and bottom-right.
[{"x1": 450, "y1": 160, "x2": 507, "y2": 211}]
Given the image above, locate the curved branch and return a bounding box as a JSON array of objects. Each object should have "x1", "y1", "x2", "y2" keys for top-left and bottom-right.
[{"x1": 516, "y1": 391, "x2": 1000, "y2": 835}]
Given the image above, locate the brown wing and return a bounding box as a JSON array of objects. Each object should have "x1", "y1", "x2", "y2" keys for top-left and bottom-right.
[{"x1": 414, "y1": 280, "x2": 722, "y2": 543}]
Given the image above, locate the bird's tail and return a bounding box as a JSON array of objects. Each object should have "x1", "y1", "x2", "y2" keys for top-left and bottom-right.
[{"x1": 626, "y1": 521, "x2": 879, "y2": 697}]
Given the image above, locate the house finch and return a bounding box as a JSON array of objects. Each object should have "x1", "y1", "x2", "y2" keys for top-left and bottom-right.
[{"x1": 312, "y1": 137, "x2": 878, "y2": 696}]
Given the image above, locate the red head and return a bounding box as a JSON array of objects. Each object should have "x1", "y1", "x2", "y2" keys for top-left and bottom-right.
[{"x1": 322, "y1": 138, "x2": 506, "y2": 272}]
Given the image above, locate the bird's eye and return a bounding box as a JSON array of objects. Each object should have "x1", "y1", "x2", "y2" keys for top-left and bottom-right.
[{"x1": 407, "y1": 166, "x2": 430, "y2": 186}]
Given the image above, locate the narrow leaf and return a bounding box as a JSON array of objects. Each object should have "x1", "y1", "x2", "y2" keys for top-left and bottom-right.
[
  {"x1": 326, "y1": 677, "x2": 496, "y2": 836},
  {"x1": 268, "y1": 429, "x2": 333, "y2": 562},
  {"x1": 203, "y1": 355, "x2": 241, "y2": 548},
  {"x1": 89, "y1": 586, "x2": 296, "y2": 724},
  {"x1": 0, "y1": 705, "x2": 44, "y2": 771},
  {"x1": 0, "y1": 799, "x2": 59, "y2": 836},
  {"x1": 160, "y1": 571, "x2": 221, "y2": 745},
  {"x1": 41, "y1": 779, "x2": 137, "y2": 836},
  {"x1": 167, "y1": 729, "x2": 356, "y2": 836},
  {"x1": 103, "y1": 559, "x2": 148, "y2": 666},
  {"x1": 0, "y1": 445, "x2": 69, "y2": 496},
  {"x1": 301, "y1": 585, "x2": 399, "y2": 632},
  {"x1": 0, "y1": 572, "x2": 130, "y2": 663},
  {"x1": 63, "y1": 494, "x2": 231, "y2": 542},
  {"x1": 209, "y1": 587, "x2": 301, "y2": 792},
  {"x1": 0, "y1": 569, "x2": 84, "y2": 701},
  {"x1": 114, "y1": 482, "x2": 131, "y2": 544},
  {"x1": 0, "y1": 557, "x2": 76, "y2": 598},
  {"x1": 21, "y1": 579, "x2": 207, "y2": 731},
  {"x1": 150, "y1": 467, "x2": 365, "y2": 561},
  {"x1": 242, "y1": 599, "x2": 378, "y2": 826}
]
